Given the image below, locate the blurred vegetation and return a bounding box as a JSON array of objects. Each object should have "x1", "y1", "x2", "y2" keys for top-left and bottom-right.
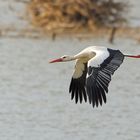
[{"x1": 27, "y1": 0, "x2": 128, "y2": 42}]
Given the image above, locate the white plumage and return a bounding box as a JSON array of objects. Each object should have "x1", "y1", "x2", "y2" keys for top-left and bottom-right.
[{"x1": 88, "y1": 47, "x2": 109, "y2": 67}]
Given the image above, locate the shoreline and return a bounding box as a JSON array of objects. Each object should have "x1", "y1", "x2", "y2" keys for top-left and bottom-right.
[{"x1": 0, "y1": 26, "x2": 140, "y2": 43}]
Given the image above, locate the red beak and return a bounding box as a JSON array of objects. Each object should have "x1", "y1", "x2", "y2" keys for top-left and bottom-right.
[{"x1": 49, "y1": 58, "x2": 63, "y2": 63}]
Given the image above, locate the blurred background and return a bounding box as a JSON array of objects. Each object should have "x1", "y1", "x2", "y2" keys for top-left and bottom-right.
[{"x1": 0, "y1": 0, "x2": 140, "y2": 140}]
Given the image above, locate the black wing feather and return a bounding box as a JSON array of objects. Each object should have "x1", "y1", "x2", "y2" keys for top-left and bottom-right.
[
  {"x1": 69, "y1": 63, "x2": 87, "y2": 103},
  {"x1": 86, "y1": 49, "x2": 124, "y2": 107}
]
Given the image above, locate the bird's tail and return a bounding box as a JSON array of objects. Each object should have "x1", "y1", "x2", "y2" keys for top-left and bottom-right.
[{"x1": 124, "y1": 54, "x2": 140, "y2": 58}]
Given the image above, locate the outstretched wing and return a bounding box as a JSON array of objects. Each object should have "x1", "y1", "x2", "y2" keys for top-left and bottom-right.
[
  {"x1": 69, "y1": 60, "x2": 88, "y2": 103},
  {"x1": 86, "y1": 49, "x2": 124, "y2": 107}
]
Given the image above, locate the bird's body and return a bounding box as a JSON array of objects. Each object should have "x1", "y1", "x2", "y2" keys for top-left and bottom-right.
[{"x1": 50, "y1": 46, "x2": 140, "y2": 108}]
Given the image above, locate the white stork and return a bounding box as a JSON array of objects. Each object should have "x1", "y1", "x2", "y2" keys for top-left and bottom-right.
[{"x1": 49, "y1": 46, "x2": 140, "y2": 108}]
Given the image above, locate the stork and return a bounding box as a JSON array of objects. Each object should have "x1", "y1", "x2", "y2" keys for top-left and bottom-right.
[{"x1": 49, "y1": 46, "x2": 140, "y2": 108}]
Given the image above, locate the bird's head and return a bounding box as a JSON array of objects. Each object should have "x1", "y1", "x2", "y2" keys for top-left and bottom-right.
[{"x1": 49, "y1": 55, "x2": 74, "y2": 63}]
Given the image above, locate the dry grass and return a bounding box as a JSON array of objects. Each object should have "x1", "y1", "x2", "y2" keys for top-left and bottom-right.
[{"x1": 27, "y1": 0, "x2": 127, "y2": 35}]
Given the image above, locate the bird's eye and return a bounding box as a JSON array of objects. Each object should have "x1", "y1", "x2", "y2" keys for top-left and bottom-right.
[{"x1": 63, "y1": 56, "x2": 66, "y2": 58}]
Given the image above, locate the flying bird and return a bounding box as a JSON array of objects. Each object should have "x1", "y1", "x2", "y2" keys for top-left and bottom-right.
[{"x1": 50, "y1": 46, "x2": 140, "y2": 108}]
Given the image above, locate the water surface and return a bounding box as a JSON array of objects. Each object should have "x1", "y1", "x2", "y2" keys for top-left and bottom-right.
[{"x1": 0, "y1": 38, "x2": 140, "y2": 140}]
